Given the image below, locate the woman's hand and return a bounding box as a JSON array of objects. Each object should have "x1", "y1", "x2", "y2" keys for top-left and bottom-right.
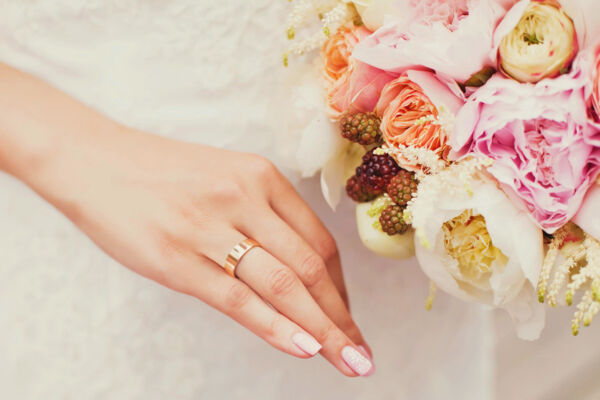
[{"x1": 0, "y1": 64, "x2": 374, "y2": 376}]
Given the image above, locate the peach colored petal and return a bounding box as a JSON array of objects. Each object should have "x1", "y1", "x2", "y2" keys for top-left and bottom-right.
[
  {"x1": 375, "y1": 74, "x2": 451, "y2": 169},
  {"x1": 322, "y1": 26, "x2": 372, "y2": 81}
]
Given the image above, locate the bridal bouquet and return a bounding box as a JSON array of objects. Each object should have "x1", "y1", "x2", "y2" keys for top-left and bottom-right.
[{"x1": 285, "y1": 0, "x2": 600, "y2": 340}]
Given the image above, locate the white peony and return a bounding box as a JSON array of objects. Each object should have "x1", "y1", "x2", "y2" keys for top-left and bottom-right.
[{"x1": 411, "y1": 173, "x2": 546, "y2": 340}]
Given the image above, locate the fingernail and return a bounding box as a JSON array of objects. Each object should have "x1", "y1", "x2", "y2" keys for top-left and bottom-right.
[
  {"x1": 358, "y1": 346, "x2": 375, "y2": 376},
  {"x1": 341, "y1": 346, "x2": 374, "y2": 376},
  {"x1": 292, "y1": 332, "x2": 322, "y2": 356}
]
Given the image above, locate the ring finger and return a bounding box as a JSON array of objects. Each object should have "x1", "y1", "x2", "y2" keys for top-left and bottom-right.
[{"x1": 202, "y1": 230, "x2": 374, "y2": 377}]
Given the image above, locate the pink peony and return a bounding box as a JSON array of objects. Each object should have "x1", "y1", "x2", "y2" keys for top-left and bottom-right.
[
  {"x1": 352, "y1": 0, "x2": 513, "y2": 83},
  {"x1": 451, "y1": 54, "x2": 600, "y2": 232},
  {"x1": 592, "y1": 45, "x2": 600, "y2": 120}
]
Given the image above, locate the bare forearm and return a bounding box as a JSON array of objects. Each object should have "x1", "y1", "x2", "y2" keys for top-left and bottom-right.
[{"x1": 0, "y1": 63, "x2": 127, "y2": 202}]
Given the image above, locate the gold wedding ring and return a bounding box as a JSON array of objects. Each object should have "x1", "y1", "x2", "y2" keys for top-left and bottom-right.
[{"x1": 223, "y1": 238, "x2": 261, "y2": 278}]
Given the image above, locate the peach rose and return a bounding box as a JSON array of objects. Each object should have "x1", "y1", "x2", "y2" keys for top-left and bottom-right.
[
  {"x1": 323, "y1": 26, "x2": 393, "y2": 120},
  {"x1": 375, "y1": 70, "x2": 464, "y2": 170},
  {"x1": 322, "y1": 26, "x2": 371, "y2": 82},
  {"x1": 327, "y1": 61, "x2": 395, "y2": 119}
]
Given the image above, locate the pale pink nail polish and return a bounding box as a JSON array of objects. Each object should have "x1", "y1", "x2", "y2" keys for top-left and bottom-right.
[
  {"x1": 292, "y1": 332, "x2": 322, "y2": 356},
  {"x1": 342, "y1": 346, "x2": 374, "y2": 376},
  {"x1": 358, "y1": 346, "x2": 375, "y2": 376}
]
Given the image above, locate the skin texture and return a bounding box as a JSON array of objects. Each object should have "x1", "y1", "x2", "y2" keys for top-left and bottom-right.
[{"x1": 0, "y1": 63, "x2": 373, "y2": 377}]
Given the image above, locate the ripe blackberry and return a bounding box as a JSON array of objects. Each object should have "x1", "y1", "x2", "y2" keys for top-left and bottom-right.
[
  {"x1": 379, "y1": 205, "x2": 410, "y2": 236},
  {"x1": 355, "y1": 150, "x2": 401, "y2": 195},
  {"x1": 345, "y1": 175, "x2": 377, "y2": 203},
  {"x1": 339, "y1": 112, "x2": 382, "y2": 145},
  {"x1": 386, "y1": 169, "x2": 418, "y2": 207}
]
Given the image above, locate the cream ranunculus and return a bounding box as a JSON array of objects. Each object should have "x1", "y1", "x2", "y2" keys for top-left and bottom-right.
[
  {"x1": 346, "y1": 0, "x2": 402, "y2": 31},
  {"x1": 496, "y1": 0, "x2": 577, "y2": 83},
  {"x1": 411, "y1": 172, "x2": 546, "y2": 340}
]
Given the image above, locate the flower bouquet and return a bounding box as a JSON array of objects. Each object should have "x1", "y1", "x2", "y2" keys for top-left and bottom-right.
[{"x1": 285, "y1": 0, "x2": 600, "y2": 340}]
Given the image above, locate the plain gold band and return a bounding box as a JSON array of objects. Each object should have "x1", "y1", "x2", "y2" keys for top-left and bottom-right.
[{"x1": 223, "y1": 238, "x2": 261, "y2": 278}]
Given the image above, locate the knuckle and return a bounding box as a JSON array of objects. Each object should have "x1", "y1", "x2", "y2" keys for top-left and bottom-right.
[
  {"x1": 155, "y1": 231, "x2": 186, "y2": 263},
  {"x1": 158, "y1": 265, "x2": 187, "y2": 293},
  {"x1": 265, "y1": 267, "x2": 297, "y2": 297},
  {"x1": 223, "y1": 281, "x2": 252, "y2": 310},
  {"x1": 299, "y1": 253, "x2": 326, "y2": 288},
  {"x1": 212, "y1": 182, "x2": 244, "y2": 204},
  {"x1": 318, "y1": 323, "x2": 343, "y2": 345},
  {"x1": 251, "y1": 155, "x2": 277, "y2": 179},
  {"x1": 340, "y1": 320, "x2": 361, "y2": 341},
  {"x1": 315, "y1": 234, "x2": 339, "y2": 263},
  {"x1": 265, "y1": 314, "x2": 286, "y2": 341}
]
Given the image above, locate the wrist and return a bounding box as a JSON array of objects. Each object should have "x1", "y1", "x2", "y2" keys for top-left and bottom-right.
[{"x1": 0, "y1": 109, "x2": 125, "y2": 207}]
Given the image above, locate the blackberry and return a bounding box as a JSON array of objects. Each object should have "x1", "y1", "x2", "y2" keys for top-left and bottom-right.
[
  {"x1": 355, "y1": 150, "x2": 401, "y2": 195},
  {"x1": 379, "y1": 205, "x2": 410, "y2": 236},
  {"x1": 339, "y1": 112, "x2": 382, "y2": 145},
  {"x1": 386, "y1": 169, "x2": 418, "y2": 207},
  {"x1": 345, "y1": 175, "x2": 378, "y2": 203}
]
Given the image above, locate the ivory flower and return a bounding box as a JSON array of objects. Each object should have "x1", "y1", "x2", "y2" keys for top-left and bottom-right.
[
  {"x1": 374, "y1": 70, "x2": 464, "y2": 170},
  {"x1": 353, "y1": 0, "x2": 512, "y2": 83},
  {"x1": 412, "y1": 175, "x2": 545, "y2": 340},
  {"x1": 495, "y1": 0, "x2": 577, "y2": 83},
  {"x1": 290, "y1": 62, "x2": 366, "y2": 209},
  {"x1": 573, "y1": 184, "x2": 600, "y2": 241},
  {"x1": 347, "y1": 0, "x2": 402, "y2": 31}
]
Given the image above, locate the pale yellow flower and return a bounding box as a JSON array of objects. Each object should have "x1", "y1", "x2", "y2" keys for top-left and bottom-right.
[
  {"x1": 497, "y1": 1, "x2": 576, "y2": 83},
  {"x1": 442, "y1": 210, "x2": 508, "y2": 285}
]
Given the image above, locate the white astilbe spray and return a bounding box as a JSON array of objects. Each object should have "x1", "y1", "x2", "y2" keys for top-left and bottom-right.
[
  {"x1": 374, "y1": 144, "x2": 447, "y2": 179},
  {"x1": 284, "y1": 0, "x2": 357, "y2": 65},
  {"x1": 405, "y1": 156, "x2": 493, "y2": 249},
  {"x1": 538, "y1": 225, "x2": 600, "y2": 335}
]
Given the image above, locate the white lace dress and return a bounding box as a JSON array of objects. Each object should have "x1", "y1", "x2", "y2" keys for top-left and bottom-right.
[{"x1": 0, "y1": 1, "x2": 598, "y2": 399}]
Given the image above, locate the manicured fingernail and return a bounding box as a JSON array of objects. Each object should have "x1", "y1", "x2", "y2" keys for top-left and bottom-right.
[
  {"x1": 358, "y1": 346, "x2": 375, "y2": 376},
  {"x1": 292, "y1": 332, "x2": 322, "y2": 356},
  {"x1": 341, "y1": 346, "x2": 374, "y2": 376}
]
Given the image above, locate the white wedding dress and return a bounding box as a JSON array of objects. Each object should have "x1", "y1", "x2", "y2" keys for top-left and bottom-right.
[{"x1": 0, "y1": 1, "x2": 599, "y2": 399}]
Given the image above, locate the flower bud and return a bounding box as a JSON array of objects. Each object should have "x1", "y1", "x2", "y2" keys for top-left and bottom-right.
[{"x1": 355, "y1": 201, "x2": 414, "y2": 260}]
